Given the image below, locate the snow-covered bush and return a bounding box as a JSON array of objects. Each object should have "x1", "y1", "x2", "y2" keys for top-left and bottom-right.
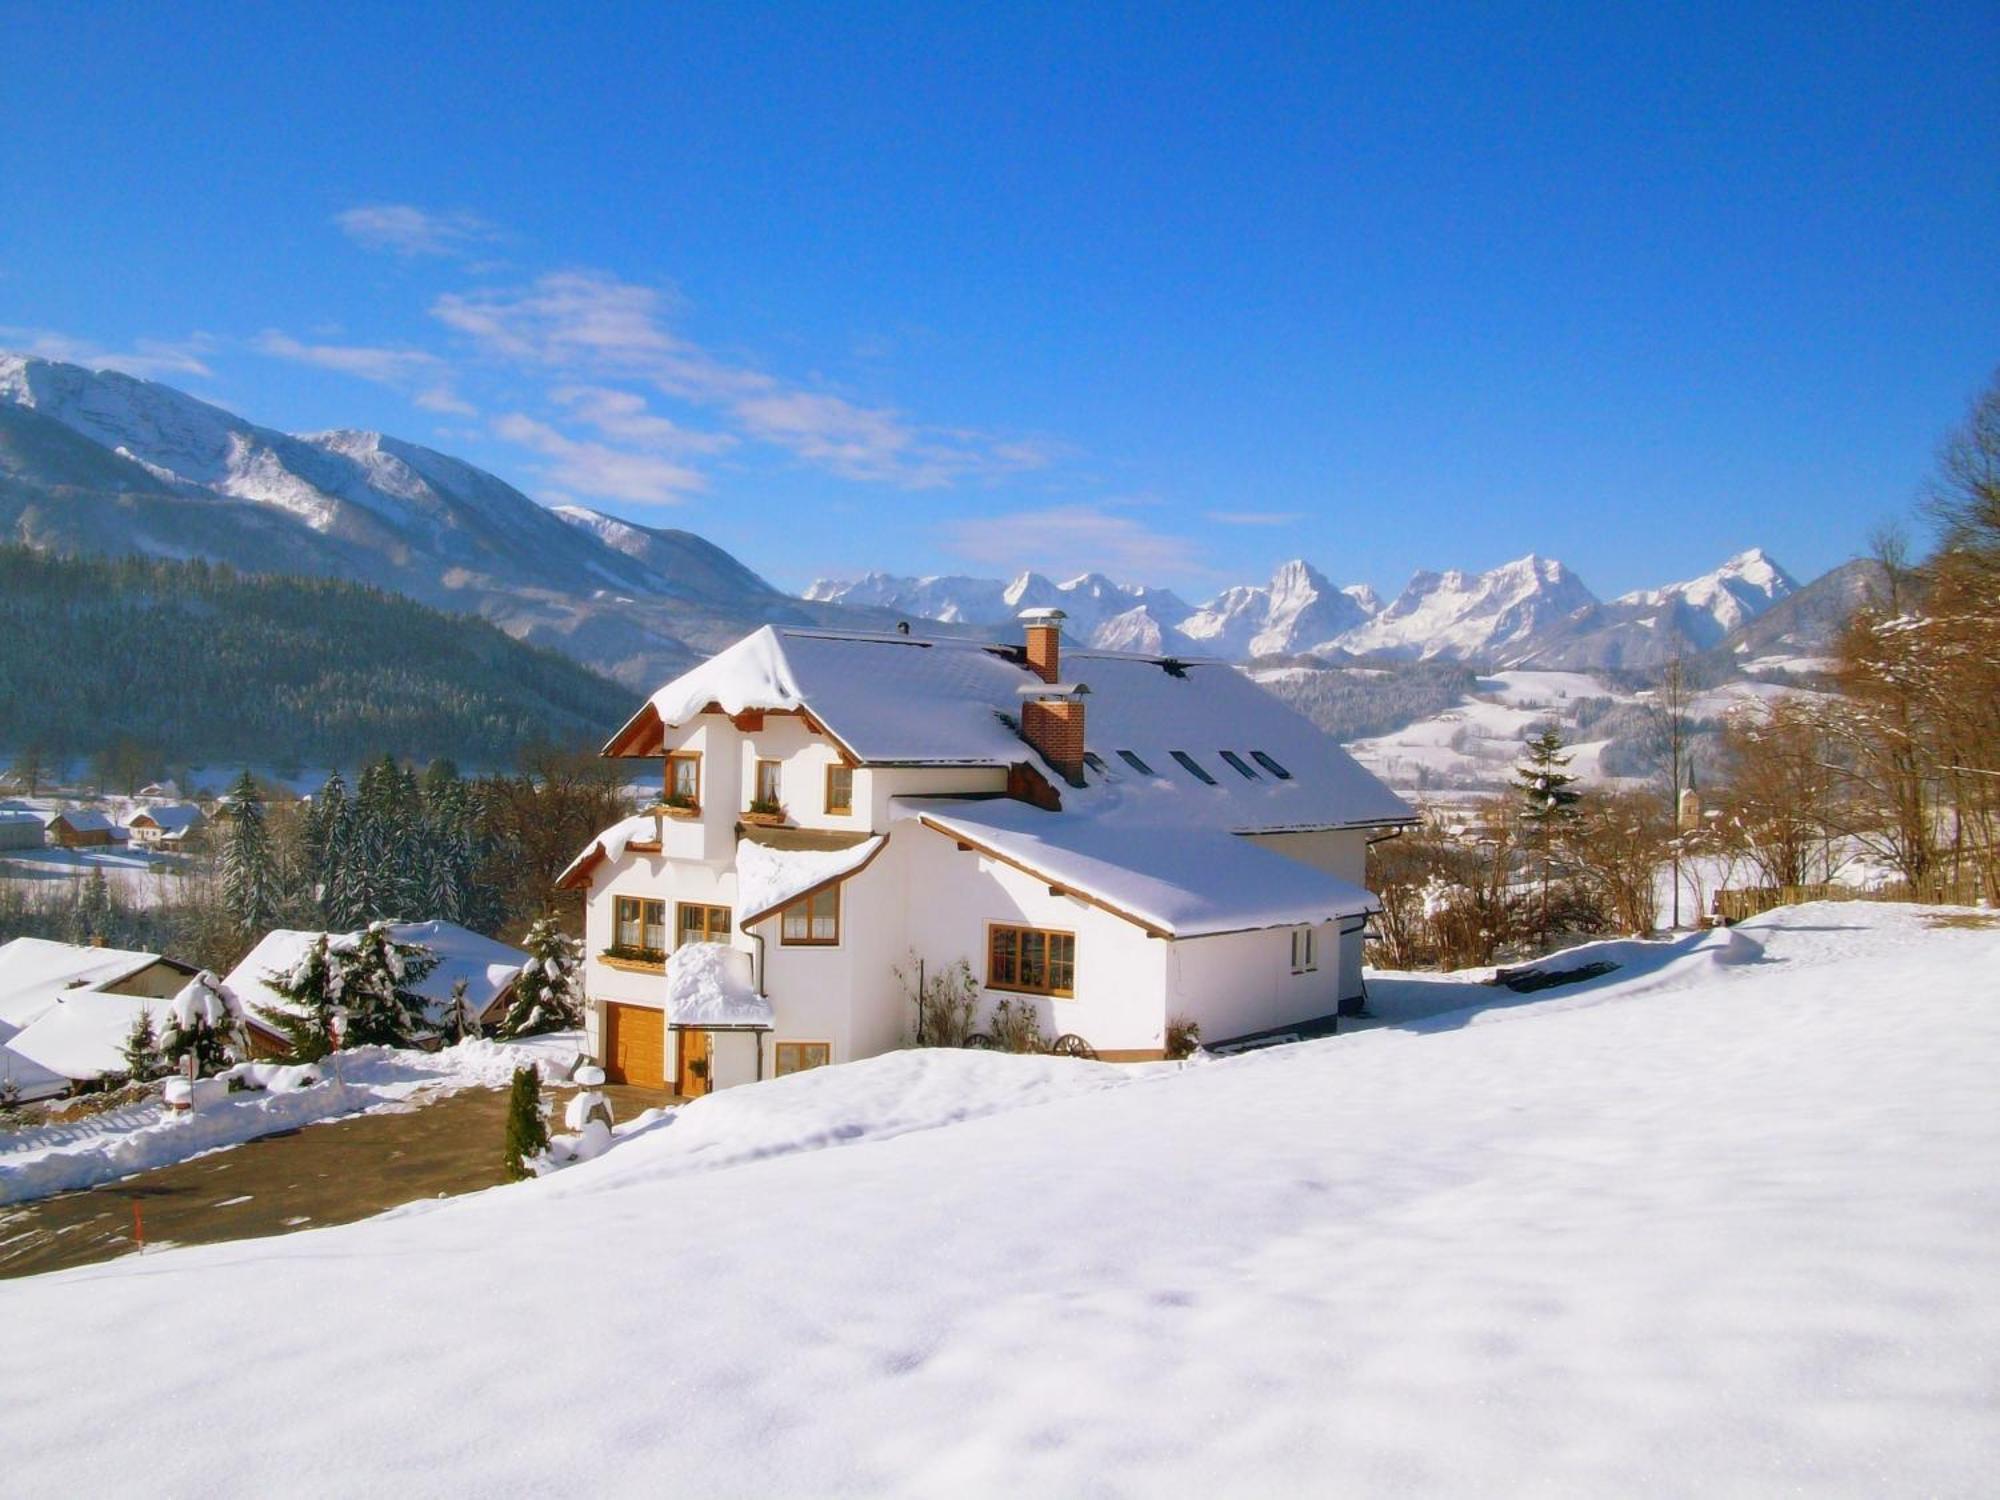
[
  {"x1": 259, "y1": 923, "x2": 440, "y2": 1060},
  {"x1": 160, "y1": 971, "x2": 251, "y2": 1076},
  {"x1": 122, "y1": 1008, "x2": 167, "y2": 1082},
  {"x1": 1165, "y1": 1015, "x2": 1202, "y2": 1060},
  {"x1": 498, "y1": 917, "x2": 584, "y2": 1037}
]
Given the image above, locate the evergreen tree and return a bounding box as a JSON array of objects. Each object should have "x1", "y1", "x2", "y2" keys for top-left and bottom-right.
[
  {"x1": 502, "y1": 1064, "x2": 550, "y2": 1181},
  {"x1": 220, "y1": 770, "x2": 279, "y2": 931},
  {"x1": 122, "y1": 1007, "x2": 166, "y2": 1082},
  {"x1": 1514, "y1": 726, "x2": 1582, "y2": 946},
  {"x1": 337, "y1": 921, "x2": 441, "y2": 1047},
  {"x1": 499, "y1": 916, "x2": 585, "y2": 1037},
  {"x1": 438, "y1": 977, "x2": 483, "y2": 1044},
  {"x1": 160, "y1": 971, "x2": 249, "y2": 1075},
  {"x1": 259, "y1": 933, "x2": 340, "y2": 1062},
  {"x1": 71, "y1": 868, "x2": 115, "y2": 946}
]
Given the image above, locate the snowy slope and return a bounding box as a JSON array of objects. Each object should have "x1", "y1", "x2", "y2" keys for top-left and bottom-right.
[{"x1": 4, "y1": 904, "x2": 1996, "y2": 1496}]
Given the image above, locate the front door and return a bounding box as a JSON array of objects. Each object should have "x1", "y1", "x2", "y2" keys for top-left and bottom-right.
[
  {"x1": 604, "y1": 1003, "x2": 665, "y2": 1089},
  {"x1": 676, "y1": 1027, "x2": 712, "y2": 1098}
]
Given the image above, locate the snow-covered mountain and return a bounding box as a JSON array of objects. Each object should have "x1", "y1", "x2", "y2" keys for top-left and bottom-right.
[
  {"x1": 1339, "y1": 554, "x2": 1599, "y2": 661},
  {"x1": 1613, "y1": 548, "x2": 1798, "y2": 645},
  {"x1": 805, "y1": 569, "x2": 1192, "y2": 649},
  {"x1": 0, "y1": 354, "x2": 900, "y2": 687}
]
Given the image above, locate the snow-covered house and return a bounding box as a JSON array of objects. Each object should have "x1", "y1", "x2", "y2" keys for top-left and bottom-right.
[
  {"x1": 0, "y1": 808, "x2": 45, "y2": 851},
  {"x1": 125, "y1": 803, "x2": 206, "y2": 848},
  {"x1": 47, "y1": 808, "x2": 116, "y2": 848},
  {"x1": 224, "y1": 920, "x2": 530, "y2": 1035},
  {"x1": 558, "y1": 613, "x2": 1416, "y2": 1092},
  {"x1": 0, "y1": 938, "x2": 223, "y2": 1099}
]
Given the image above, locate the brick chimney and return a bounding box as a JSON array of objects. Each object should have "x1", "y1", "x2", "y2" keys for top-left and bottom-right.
[
  {"x1": 1022, "y1": 694, "x2": 1086, "y2": 786},
  {"x1": 1020, "y1": 607, "x2": 1065, "y2": 684}
]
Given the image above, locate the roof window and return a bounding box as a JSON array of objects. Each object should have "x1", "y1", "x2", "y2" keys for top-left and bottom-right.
[
  {"x1": 1082, "y1": 751, "x2": 1107, "y2": 776},
  {"x1": 1117, "y1": 750, "x2": 1155, "y2": 776},
  {"x1": 1170, "y1": 751, "x2": 1218, "y2": 786},
  {"x1": 1218, "y1": 750, "x2": 1260, "y2": 781},
  {"x1": 1250, "y1": 751, "x2": 1293, "y2": 781}
]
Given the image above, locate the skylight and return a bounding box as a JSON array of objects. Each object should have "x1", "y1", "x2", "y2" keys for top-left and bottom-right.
[
  {"x1": 1118, "y1": 750, "x2": 1155, "y2": 776},
  {"x1": 1082, "y1": 751, "x2": 1107, "y2": 776},
  {"x1": 1250, "y1": 751, "x2": 1293, "y2": 781},
  {"x1": 1170, "y1": 751, "x2": 1218, "y2": 786},
  {"x1": 1218, "y1": 750, "x2": 1260, "y2": 781}
]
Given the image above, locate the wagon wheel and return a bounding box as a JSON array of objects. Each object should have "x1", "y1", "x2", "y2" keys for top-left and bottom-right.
[
  {"x1": 963, "y1": 1032, "x2": 998, "y2": 1050},
  {"x1": 1050, "y1": 1033, "x2": 1097, "y2": 1060}
]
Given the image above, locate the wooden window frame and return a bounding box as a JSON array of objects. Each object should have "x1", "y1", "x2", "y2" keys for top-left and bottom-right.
[
  {"x1": 666, "y1": 751, "x2": 702, "y2": 809},
  {"x1": 610, "y1": 895, "x2": 667, "y2": 961},
  {"x1": 753, "y1": 758, "x2": 782, "y2": 809},
  {"x1": 675, "y1": 901, "x2": 732, "y2": 947},
  {"x1": 986, "y1": 921, "x2": 1077, "y2": 999},
  {"x1": 1290, "y1": 927, "x2": 1317, "y2": 974},
  {"x1": 779, "y1": 885, "x2": 840, "y2": 946},
  {"x1": 824, "y1": 762, "x2": 854, "y2": 816},
  {"x1": 774, "y1": 1040, "x2": 833, "y2": 1076}
]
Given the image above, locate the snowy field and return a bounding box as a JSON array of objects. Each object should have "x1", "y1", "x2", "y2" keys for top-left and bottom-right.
[
  {"x1": 0, "y1": 841, "x2": 193, "y2": 902},
  {"x1": 0, "y1": 1033, "x2": 581, "y2": 1204},
  {"x1": 2, "y1": 904, "x2": 1996, "y2": 1496}
]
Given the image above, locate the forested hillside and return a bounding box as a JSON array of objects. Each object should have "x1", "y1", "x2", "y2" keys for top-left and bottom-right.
[{"x1": 0, "y1": 548, "x2": 633, "y2": 766}]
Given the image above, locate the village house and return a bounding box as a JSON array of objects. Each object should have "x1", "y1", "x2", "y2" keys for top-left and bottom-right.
[
  {"x1": 0, "y1": 938, "x2": 219, "y2": 1099},
  {"x1": 558, "y1": 613, "x2": 1416, "y2": 1093},
  {"x1": 124, "y1": 803, "x2": 206, "y2": 849},
  {"x1": 46, "y1": 808, "x2": 117, "y2": 849},
  {"x1": 0, "y1": 808, "x2": 45, "y2": 852}
]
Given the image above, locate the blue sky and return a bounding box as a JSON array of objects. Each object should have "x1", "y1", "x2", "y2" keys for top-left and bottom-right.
[{"x1": 3, "y1": 2, "x2": 1994, "y2": 601}]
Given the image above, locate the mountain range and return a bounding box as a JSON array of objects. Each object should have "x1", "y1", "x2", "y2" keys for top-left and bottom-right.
[
  {"x1": 4, "y1": 354, "x2": 1836, "y2": 685},
  {"x1": 809, "y1": 547, "x2": 1803, "y2": 670}
]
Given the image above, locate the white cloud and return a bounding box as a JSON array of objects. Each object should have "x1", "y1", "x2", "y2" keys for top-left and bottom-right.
[
  {"x1": 254, "y1": 330, "x2": 477, "y2": 417},
  {"x1": 551, "y1": 384, "x2": 735, "y2": 455},
  {"x1": 335, "y1": 204, "x2": 496, "y2": 258},
  {"x1": 492, "y1": 412, "x2": 705, "y2": 505},
  {"x1": 1, "y1": 328, "x2": 215, "y2": 379},
  {"x1": 432, "y1": 269, "x2": 1050, "y2": 488},
  {"x1": 940, "y1": 504, "x2": 1209, "y2": 582},
  {"x1": 1205, "y1": 510, "x2": 1306, "y2": 527}
]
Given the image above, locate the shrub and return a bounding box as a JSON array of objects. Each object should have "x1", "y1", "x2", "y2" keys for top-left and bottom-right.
[
  {"x1": 988, "y1": 995, "x2": 1046, "y2": 1054},
  {"x1": 899, "y1": 954, "x2": 980, "y2": 1046},
  {"x1": 502, "y1": 1065, "x2": 549, "y2": 1181},
  {"x1": 1165, "y1": 1016, "x2": 1202, "y2": 1060}
]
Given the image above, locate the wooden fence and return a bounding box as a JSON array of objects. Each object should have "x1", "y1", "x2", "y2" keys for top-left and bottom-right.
[{"x1": 1713, "y1": 873, "x2": 1993, "y2": 925}]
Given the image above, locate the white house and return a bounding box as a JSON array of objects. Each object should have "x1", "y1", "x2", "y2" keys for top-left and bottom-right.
[
  {"x1": 0, "y1": 938, "x2": 206, "y2": 1099},
  {"x1": 125, "y1": 803, "x2": 206, "y2": 848},
  {"x1": 558, "y1": 613, "x2": 1415, "y2": 1093},
  {"x1": 0, "y1": 808, "x2": 45, "y2": 851}
]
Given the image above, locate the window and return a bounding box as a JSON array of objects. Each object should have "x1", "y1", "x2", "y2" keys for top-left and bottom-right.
[
  {"x1": 1170, "y1": 750, "x2": 1218, "y2": 785},
  {"x1": 825, "y1": 763, "x2": 854, "y2": 815},
  {"x1": 753, "y1": 759, "x2": 782, "y2": 808},
  {"x1": 780, "y1": 886, "x2": 840, "y2": 945},
  {"x1": 775, "y1": 1041, "x2": 832, "y2": 1076},
  {"x1": 1218, "y1": 750, "x2": 1261, "y2": 781},
  {"x1": 677, "y1": 902, "x2": 731, "y2": 947},
  {"x1": 1290, "y1": 927, "x2": 1317, "y2": 974},
  {"x1": 612, "y1": 896, "x2": 667, "y2": 957},
  {"x1": 1117, "y1": 749, "x2": 1155, "y2": 776},
  {"x1": 666, "y1": 751, "x2": 701, "y2": 807},
  {"x1": 987, "y1": 923, "x2": 1077, "y2": 997},
  {"x1": 1251, "y1": 751, "x2": 1293, "y2": 781},
  {"x1": 1082, "y1": 751, "x2": 1107, "y2": 777}
]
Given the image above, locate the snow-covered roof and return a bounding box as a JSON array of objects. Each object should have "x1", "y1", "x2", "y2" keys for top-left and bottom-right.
[
  {"x1": 226, "y1": 922, "x2": 529, "y2": 1026},
  {"x1": 664, "y1": 943, "x2": 775, "y2": 1028},
  {"x1": 7, "y1": 988, "x2": 163, "y2": 1083},
  {"x1": 554, "y1": 813, "x2": 663, "y2": 890},
  {"x1": 735, "y1": 833, "x2": 887, "y2": 926},
  {"x1": 611, "y1": 625, "x2": 1413, "y2": 834},
  {"x1": 0, "y1": 938, "x2": 166, "y2": 1029},
  {"x1": 0, "y1": 809, "x2": 42, "y2": 826},
  {"x1": 128, "y1": 803, "x2": 204, "y2": 833},
  {"x1": 900, "y1": 796, "x2": 1379, "y2": 938},
  {"x1": 50, "y1": 808, "x2": 115, "y2": 832}
]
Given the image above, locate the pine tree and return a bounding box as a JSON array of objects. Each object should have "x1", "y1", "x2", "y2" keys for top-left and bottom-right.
[
  {"x1": 72, "y1": 868, "x2": 115, "y2": 946},
  {"x1": 160, "y1": 971, "x2": 248, "y2": 1075},
  {"x1": 337, "y1": 921, "x2": 441, "y2": 1047},
  {"x1": 122, "y1": 1007, "x2": 165, "y2": 1082},
  {"x1": 1514, "y1": 725, "x2": 1582, "y2": 947},
  {"x1": 260, "y1": 932, "x2": 340, "y2": 1062},
  {"x1": 502, "y1": 1064, "x2": 549, "y2": 1181},
  {"x1": 499, "y1": 916, "x2": 585, "y2": 1037},
  {"x1": 438, "y1": 977, "x2": 483, "y2": 1044},
  {"x1": 220, "y1": 770, "x2": 278, "y2": 931}
]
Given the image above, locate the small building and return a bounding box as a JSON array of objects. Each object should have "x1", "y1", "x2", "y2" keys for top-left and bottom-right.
[
  {"x1": 125, "y1": 803, "x2": 207, "y2": 849},
  {"x1": 47, "y1": 809, "x2": 116, "y2": 849},
  {"x1": 224, "y1": 920, "x2": 530, "y2": 1036},
  {"x1": 0, "y1": 809, "x2": 44, "y2": 852},
  {"x1": 0, "y1": 938, "x2": 209, "y2": 1100}
]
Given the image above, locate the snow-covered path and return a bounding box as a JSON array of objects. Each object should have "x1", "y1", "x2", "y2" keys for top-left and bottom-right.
[{"x1": 3, "y1": 905, "x2": 1995, "y2": 1497}]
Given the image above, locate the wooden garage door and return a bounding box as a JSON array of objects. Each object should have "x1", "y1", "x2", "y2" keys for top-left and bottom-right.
[{"x1": 603, "y1": 1003, "x2": 665, "y2": 1089}]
